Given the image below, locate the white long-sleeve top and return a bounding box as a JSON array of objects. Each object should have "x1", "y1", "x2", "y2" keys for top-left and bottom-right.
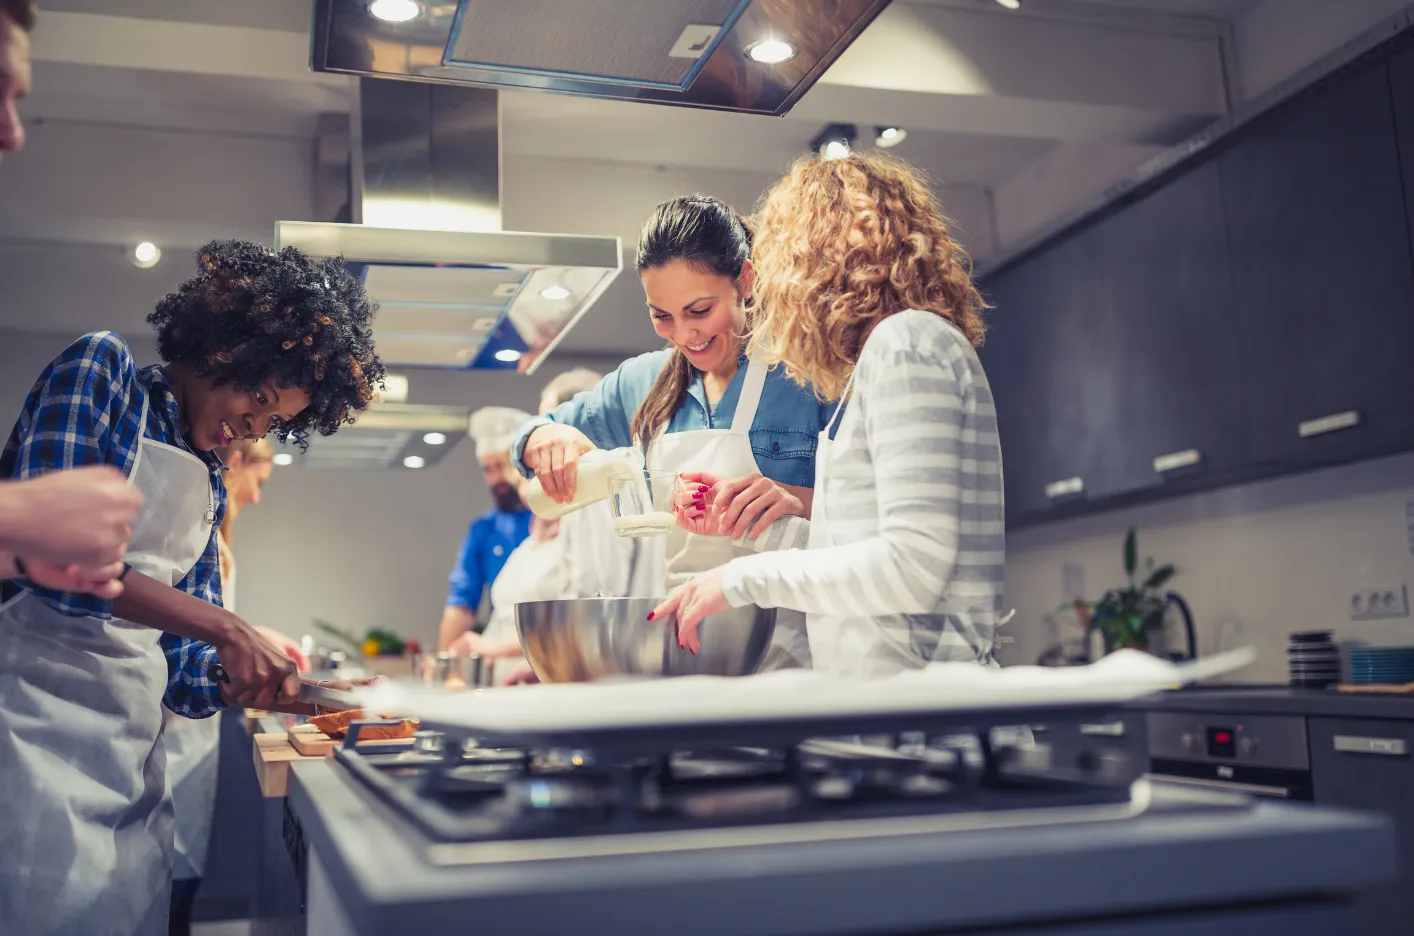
[{"x1": 721, "y1": 310, "x2": 1006, "y2": 676}]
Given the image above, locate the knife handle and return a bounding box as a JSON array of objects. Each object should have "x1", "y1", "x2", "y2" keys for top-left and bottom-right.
[{"x1": 208, "y1": 662, "x2": 230, "y2": 684}]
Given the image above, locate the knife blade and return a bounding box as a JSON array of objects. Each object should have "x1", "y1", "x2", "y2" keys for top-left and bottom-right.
[{"x1": 298, "y1": 681, "x2": 361, "y2": 712}]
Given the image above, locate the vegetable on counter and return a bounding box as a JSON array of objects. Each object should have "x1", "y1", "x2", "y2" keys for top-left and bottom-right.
[{"x1": 314, "y1": 619, "x2": 408, "y2": 657}]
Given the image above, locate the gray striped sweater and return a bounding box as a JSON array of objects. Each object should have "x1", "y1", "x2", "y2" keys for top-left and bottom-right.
[{"x1": 721, "y1": 309, "x2": 1006, "y2": 676}]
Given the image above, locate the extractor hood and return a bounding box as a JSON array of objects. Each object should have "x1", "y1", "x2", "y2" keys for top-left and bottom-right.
[
  {"x1": 276, "y1": 78, "x2": 622, "y2": 374},
  {"x1": 309, "y1": 0, "x2": 893, "y2": 117}
]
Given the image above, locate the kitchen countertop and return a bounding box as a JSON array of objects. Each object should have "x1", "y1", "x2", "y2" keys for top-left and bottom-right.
[
  {"x1": 1134, "y1": 686, "x2": 1414, "y2": 720},
  {"x1": 287, "y1": 759, "x2": 1395, "y2": 935}
]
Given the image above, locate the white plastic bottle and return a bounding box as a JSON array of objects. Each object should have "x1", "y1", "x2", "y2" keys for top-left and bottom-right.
[{"x1": 524, "y1": 446, "x2": 646, "y2": 520}]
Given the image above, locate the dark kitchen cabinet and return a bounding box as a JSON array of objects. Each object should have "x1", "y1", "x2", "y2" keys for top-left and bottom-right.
[
  {"x1": 1220, "y1": 63, "x2": 1414, "y2": 469},
  {"x1": 1308, "y1": 717, "x2": 1414, "y2": 935},
  {"x1": 1391, "y1": 46, "x2": 1414, "y2": 269},
  {"x1": 1084, "y1": 157, "x2": 1247, "y2": 498},
  {"x1": 982, "y1": 229, "x2": 1122, "y2": 520}
]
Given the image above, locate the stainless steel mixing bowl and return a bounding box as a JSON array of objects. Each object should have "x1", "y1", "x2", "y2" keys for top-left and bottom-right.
[{"x1": 514, "y1": 598, "x2": 776, "y2": 682}]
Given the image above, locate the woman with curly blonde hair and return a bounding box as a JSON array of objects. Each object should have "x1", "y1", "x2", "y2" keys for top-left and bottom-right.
[{"x1": 653, "y1": 152, "x2": 1006, "y2": 677}]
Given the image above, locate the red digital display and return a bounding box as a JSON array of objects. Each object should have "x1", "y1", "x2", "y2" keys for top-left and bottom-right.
[{"x1": 1206, "y1": 726, "x2": 1237, "y2": 757}]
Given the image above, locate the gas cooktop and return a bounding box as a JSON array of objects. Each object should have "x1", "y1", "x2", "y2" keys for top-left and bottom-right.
[{"x1": 328, "y1": 700, "x2": 1194, "y2": 867}]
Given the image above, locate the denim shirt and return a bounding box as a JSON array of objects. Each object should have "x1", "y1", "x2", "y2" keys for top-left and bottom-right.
[{"x1": 511, "y1": 349, "x2": 835, "y2": 488}]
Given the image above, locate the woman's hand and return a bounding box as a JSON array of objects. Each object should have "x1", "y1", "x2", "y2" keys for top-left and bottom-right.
[
  {"x1": 521, "y1": 423, "x2": 597, "y2": 505},
  {"x1": 213, "y1": 621, "x2": 301, "y2": 710},
  {"x1": 4, "y1": 551, "x2": 128, "y2": 599},
  {"x1": 449, "y1": 630, "x2": 523, "y2": 660},
  {"x1": 709, "y1": 474, "x2": 808, "y2": 540},
  {"x1": 649, "y1": 565, "x2": 731, "y2": 654},
  {"x1": 504, "y1": 665, "x2": 540, "y2": 686},
  {"x1": 672, "y1": 470, "x2": 722, "y2": 535}
]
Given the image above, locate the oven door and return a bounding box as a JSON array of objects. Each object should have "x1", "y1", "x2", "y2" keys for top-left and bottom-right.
[{"x1": 1146, "y1": 759, "x2": 1313, "y2": 801}]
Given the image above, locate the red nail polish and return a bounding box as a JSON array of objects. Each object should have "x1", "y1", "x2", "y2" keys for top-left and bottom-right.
[
  {"x1": 646, "y1": 612, "x2": 655, "y2": 621},
  {"x1": 692, "y1": 491, "x2": 704, "y2": 500},
  {"x1": 698, "y1": 486, "x2": 709, "y2": 493}
]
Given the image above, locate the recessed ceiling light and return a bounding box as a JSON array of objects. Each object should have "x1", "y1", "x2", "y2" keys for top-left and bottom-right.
[
  {"x1": 273, "y1": 453, "x2": 294, "y2": 466},
  {"x1": 994, "y1": 0, "x2": 1021, "y2": 9},
  {"x1": 403, "y1": 455, "x2": 427, "y2": 469},
  {"x1": 368, "y1": 0, "x2": 421, "y2": 23},
  {"x1": 823, "y1": 140, "x2": 850, "y2": 160},
  {"x1": 746, "y1": 39, "x2": 796, "y2": 65},
  {"x1": 875, "y1": 126, "x2": 907, "y2": 148},
  {"x1": 132, "y1": 242, "x2": 161, "y2": 269},
  {"x1": 422, "y1": 432, "x2": 447, "y2": 445},
  {"x1": 539, "y1": 285, "x2": 572, "y2": 301},
  {"x1": 494, "y1": 349, "x2": 522, "y2": 363}
]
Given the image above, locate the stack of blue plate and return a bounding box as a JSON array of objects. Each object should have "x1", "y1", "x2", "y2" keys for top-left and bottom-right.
[
  {"x1": 1288, "y1": 631, "x2": 1341, "y2": 688},
  {"x1": 1348, "y1": 646, "x2": 1414, "y2": 686}
]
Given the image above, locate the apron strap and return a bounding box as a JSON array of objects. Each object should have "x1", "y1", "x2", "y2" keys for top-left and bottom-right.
[
  {"x1": 125, "y1": 390, "x2": 152, "y2": 482},
  {"x1": 823, "y1": 368, "x2": 858, "y2": 441},
  {"x1": 728, "y1": 358, "x2": 768, "y2": 435}
]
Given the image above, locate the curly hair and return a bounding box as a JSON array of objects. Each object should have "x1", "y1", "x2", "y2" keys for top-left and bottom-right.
[
  {"x1": 748, "y1": 151, "x2": 987, "y2": 401},
  {"x1": 147, "y1": 240, "x2": 384, "y2": 447}
]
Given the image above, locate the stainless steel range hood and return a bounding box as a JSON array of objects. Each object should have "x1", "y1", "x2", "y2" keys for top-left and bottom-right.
[
  {"x1": 309, "y1": 0, "x2": 893, "y2": 117},
  {"x1": 276, "y1": 78, "x2": 622, "y2": 375}
]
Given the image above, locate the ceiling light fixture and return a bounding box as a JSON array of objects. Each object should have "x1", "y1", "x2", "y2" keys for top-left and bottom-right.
[
  {"x1": 132, "y1": 242, "x2": 161, "y2": 269},
  {"x1": 539, "y1": 285, "x2": 571, "y2": 301},
  {"x1": 273, "y1": 453, "x2": 295, "y2": 466},
  {"x1": 403, "y1": 455, "x2": 427, "y2": 469},
  {"x1": 368, "y1": 0, "x2": 421, "y2": 23},
  {"x1": 808, "y1": 123, "x2": 857, "y2": 161},
  {"x1": 875, "y1": 126, "x2": 907, "y2": 148},
  {"x1": 422, "y1": 431, "x2": 447, "y2": 445},
  {"x1": 494, "y1": 349, "x2": 522, "y2": 363},
  {"x1": 994, "y1": 0, "x2": 1021, "y2": 9},
  {"x1": 745, "y1": 39, "x2": 797, "y2": 65}
]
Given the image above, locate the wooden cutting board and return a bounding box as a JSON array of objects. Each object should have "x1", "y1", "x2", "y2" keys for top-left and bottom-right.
[
  {"x1": 1337, "y1": 683, "x2": 1414, "y2": 694},
  {"x1": 286, "y1": 723, "x2": 415, "y2": 757},
  {"x1": 243, "y1": 709, "x2": 270, "y2": 735},
  {"x1": 252, "y1": 732, "x2": 322, "y2": 798}
]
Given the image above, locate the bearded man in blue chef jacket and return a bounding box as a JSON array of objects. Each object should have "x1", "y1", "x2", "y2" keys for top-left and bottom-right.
[{"x1": 437, "y1": 406, "x2": 534, "y2": 652}]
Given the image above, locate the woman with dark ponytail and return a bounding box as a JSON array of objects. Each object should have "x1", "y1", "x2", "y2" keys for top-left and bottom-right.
[{"x1": 511, "y1": 195, "x2": 833, "y2": 670}]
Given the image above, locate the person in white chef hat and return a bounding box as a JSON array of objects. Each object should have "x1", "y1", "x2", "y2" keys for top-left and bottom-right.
[{"x1": 437, "y1": 405, "x2": 536, "y2": 653}]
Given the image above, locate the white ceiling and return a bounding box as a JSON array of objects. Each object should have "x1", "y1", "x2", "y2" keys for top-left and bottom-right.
[{"x1": 0, "y1": 0, "x2": 1393, "y2": 360}]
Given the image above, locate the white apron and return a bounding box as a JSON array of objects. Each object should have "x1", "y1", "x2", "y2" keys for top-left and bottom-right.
[
  {"x1": 0, "y1": 393, "x2": 218, "y2": 936},
  {"x1": 160, "y1": 533, "x2": 232, "y2": 881},
  {"x1": 647, "y1": 359, "x2": 811, "y2": 670}
]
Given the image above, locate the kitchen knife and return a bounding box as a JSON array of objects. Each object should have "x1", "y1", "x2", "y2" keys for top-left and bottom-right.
[
  {"x1": 297, "y1": 681, "x2": 362, "y2": 712},
  {"x1": 207, "y1": 662, "x2": 361, "y2": 712}
]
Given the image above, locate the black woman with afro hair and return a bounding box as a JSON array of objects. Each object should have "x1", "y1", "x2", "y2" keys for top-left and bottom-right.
[{"x1": 0, "y1": 239, "x2": 384, "y2": 936}]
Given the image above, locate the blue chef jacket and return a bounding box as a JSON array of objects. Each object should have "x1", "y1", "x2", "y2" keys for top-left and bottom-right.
[{"x1": 445, "y1": 507, "x2": 533, "y2": 611}]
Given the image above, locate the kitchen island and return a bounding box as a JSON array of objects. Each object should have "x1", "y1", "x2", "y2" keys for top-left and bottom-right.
[{"x1": 284, "y1": 758, "x2": 1394, "y2": 935}]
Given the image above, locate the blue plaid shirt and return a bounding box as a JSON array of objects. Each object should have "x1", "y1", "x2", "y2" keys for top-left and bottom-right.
[{"x1": 1, "y1": 332, "x2": 228, "y2": 718}]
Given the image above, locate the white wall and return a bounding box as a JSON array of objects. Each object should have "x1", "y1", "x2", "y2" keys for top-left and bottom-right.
[
  {"x1": 0, "y1": 327, "x2": 622, "y2": 650},
  {"x1": 998, "y1": 453, "x2": 1414, "y2": 683}
]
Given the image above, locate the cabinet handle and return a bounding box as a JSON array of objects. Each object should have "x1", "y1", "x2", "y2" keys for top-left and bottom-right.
[
  {"x1": 1333, "y1": 735, "x2": 1407, "y2": 756},
  {"x1": 1045, "y1": 477, "x2": 1084, "y2": 499},
  {"x1": 1080, "y1": 722, "x2": 1126, "y2": 737},
  {"x1": 1152, "y1": 449, "x2": 1201, "y2": 473},
  {"x1": 1298, "y1": 411, "x2": 1361, "y2": 438}
]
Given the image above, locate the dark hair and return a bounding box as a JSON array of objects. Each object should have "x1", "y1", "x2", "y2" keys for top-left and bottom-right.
[
  {"x1": 629, "y1": 195, "x2": 753, "y2": 450},
  {"x1": 0, "y1": 0, "x2": 35, "y2": 32},
  {"x1": 147, "y1": 240, "x2": 384, "y2": 449}
]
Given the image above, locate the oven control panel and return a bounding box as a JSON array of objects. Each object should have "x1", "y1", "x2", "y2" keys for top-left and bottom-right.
[{"x1": 1146, "y1": 712, "x2": 1309, "y2": 771}]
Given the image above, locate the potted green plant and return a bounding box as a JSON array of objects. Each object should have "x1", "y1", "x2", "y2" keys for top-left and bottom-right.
[{"x1": 1076, "y1": 529, "x2": 1177, "y2": 654}]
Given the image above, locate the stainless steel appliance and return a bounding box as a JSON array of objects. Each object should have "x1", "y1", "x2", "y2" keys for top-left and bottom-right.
[
  {"x1": 513, "y1": 596, "x2": 776, "y2": 681},
  {"x1": 1146, "y1": 710, "x2": 1312, "y2": 800},
  {"x1": 309, "y1": 0, "x2": 892, "y2": 117}
]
